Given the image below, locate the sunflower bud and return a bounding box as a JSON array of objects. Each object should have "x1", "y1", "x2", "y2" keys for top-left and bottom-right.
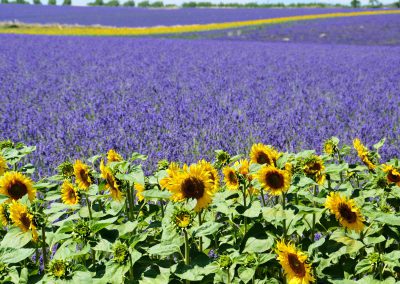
[
  {"x1": 72, "y1": 220, "x2": 92, "y2": 242},
  {"x1": 215, "y1": 150, "x2": 231, "y2": 169},
  {"x1": 112, "y1": 241, "x2": 129, "y2": 264},
  {"x1": 0, "y1": 140, "x2": 14, "y2": 150},
  {"x1": 0, "y1": 203, "x2": 10, "y2": 226},
  {"x1": 172, "y1": 209, "x2": 194, "y2": 230},
  {"x1": 48, "y1": 259, "x2": 72, "y2": 279},
  {"x1": 218, "y1": 255, "x2": 232, "y2": 269},
  {"x1": 244, "y1": 253, "x2": 257, "y2": 267},
  {"x1": 57, "y1": 161, "x2": 74, "y2": 178}
]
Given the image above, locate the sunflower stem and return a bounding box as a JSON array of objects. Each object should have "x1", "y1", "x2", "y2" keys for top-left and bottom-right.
[
  {"x1": 127, "y1": 185, "x2": 135, "y2": 221},
  {"x1": 198, "y1": 211, "x2": 203, "y2": 252},
  {"x1": 41, "y1": 226, "x2": 48, "y2": 268},
  {"x1": 243, "y1": 187, "x2": 248, "y2": 235},
  {"x1": 281, "y1": 192, "x2": 286, "y2": 239},
  {"x1": 85, "y1": 194, "x2": 92, "y2": 220},
  {"x1": 260, "y1": 188, "x2": 266, "y2": 207},
  {"x1": 227, "y1": 268, "x2": 231, "y2": 284},
  {"x1": 160, "y1": 200, "x2": 165, "y2": 218},
  {"x1": 183, "y1": 228, "x2": 190, "y2": 284},
  {"x1": 311, "y1": 185, "x2": 318, "y2": 241}
]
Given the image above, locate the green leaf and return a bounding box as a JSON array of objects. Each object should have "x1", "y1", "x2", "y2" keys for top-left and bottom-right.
[
  {"x1": 147, "y1": 243, "x2": 180, "y2": 257},
  {"x1": 373, "y1": 212, "x2": 400, "y2": 226},
  {"x1": 243, "y1": 237, "x2": 274, "y2": 253},
  {"x1": 354, "y1": 259, "x2": 372, "y2": 275},
  {"x1": 1, "y1": 228, "x2": 32, "y2": 248},
  {"x1": 193, "y1": 221, "x2": 223, "y2": 237},
  {"x1": 0, "y1": 247, "x2": 35, "y2": 263},
  {"x1": 141, "y1": 189, "x2": 171, "y2": 199},
  {"x1": 329, "y1": 230, "x2": 364, "y2": 254},
  {"x1": 373, "y1": 138, "x2": 385, "y2": 150},
  {"x1": 238, "y1": 267, "x2": 255, "y2": 284},
  {"x1": 243, "y1": 201, "x2": 261, "y2": 218}
]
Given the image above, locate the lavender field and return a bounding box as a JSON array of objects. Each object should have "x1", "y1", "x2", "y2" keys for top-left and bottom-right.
[
  {"x1": 0, "y1": 4, "x2": 361, "y2": 27},
  {"x1": 1, "y1": 24, "x2": 400, "y2": 177}
]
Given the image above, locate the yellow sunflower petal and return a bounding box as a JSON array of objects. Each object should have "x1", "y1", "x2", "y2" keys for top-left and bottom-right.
[
  {"x1": 61, "y1": 180, "x2": 79, "y2": 205},
  {"x1": 107, "y1": 149, "x2": 123, "y2": 164},
  {"x1": 9, "y1": 201, "x2": 38, "y2": 242},
  {"x1": 325, "y1": 192, "x2": 365, "y2": 232},
  {"x1": 0, "y1": 155, "x2": 8, "y2": 176},
  {"x1": 250, "y1": 143, "x2": 280, "y2": 166},
  {"x1": 353, "y1": 138, "x2": 376, "y2": 170},
  {"x1": 223, "y1": 166, "x2": 239, "y2": 190},
  {"x1": 73, "y1": 160, "x2": 92, "y2": 190},
  {"x1": 256, "y1": 166, "x2": 291, "y2": 196},
  {"x1": 0, "y1": 171, "x2": 35, "y2": 201}
]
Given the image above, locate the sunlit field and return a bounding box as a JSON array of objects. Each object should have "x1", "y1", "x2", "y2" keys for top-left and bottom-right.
[{"x1": 0, "y1": 5, "x2": 400, "y2": 284}]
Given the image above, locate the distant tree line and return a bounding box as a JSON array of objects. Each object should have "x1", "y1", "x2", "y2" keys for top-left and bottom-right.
[{"x1": 1, "y1": 0, "x2": 399, "y2": 8}]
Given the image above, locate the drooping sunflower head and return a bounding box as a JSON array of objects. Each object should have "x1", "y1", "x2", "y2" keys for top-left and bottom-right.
[
  {"x1": 48, "y1": 259, "x2": 72, "y2": 279},
  {"x1": 73, "y1": 160, "x2": 92, "y2": 190},
  {"x1": 134, "y1": 183, "x2": 145, "y2": 202},
  {"x1": 256, "y1": 166, "x2": 291, "y2": 196},
  {"x1": 100, "y1": 160, "x2": 123, "y2": 201},
  {"x1": 214, "y1": 150, "x2": 231, "y2": 169},
  {"x1": 72, "y1": 219, "x2": 92, "y2": 243},
  {"x1": 276, "y1": 240, "x2": 314, "y2": 284},
  {"x1": 382, "y1": 164, "x2": 400, "y2": 185},
  {"x1": 61, "y1": 180, "x2": 79, "y2": 205},
  {"x1": 0, "y1": 171, "x2": 35, "y2": 202},
  {"x1": 223, "y1": 166, "x2": 239, "y2": 190},
  {"x1": 112, "y1": 241, "x2": 129, "y2": 264},
  {"x1": 198, "y1": 160, "x2": 220, "y2": 192},
  {"x1": 250, "y1": 143, "x2": 279, "y2": 166},
  {"x1": 325, "y1": 192, "x2": 365, "y2": 232},
  {"x1": 0, "y1": 155, "x2": 7, "y2": 176},
  {"x1": 172, "y1": 208, "x2": 194, "y2": 230},
  {"x1": 167, "y1": 163, "x2": 214, "y2": 212},
  {"x1": 0, "y1": 203, "x2": 10, "y2": 226},
  {"x1": 302, "y1": 156, "x2": 325, "y2": 185},
  {"x1": 9, "y1": 201, "x2": 38, "y2": 242},
  {"x1": 353, "y1": 138, "x2": 376, "y2": 171},
  {"x1": 107, "y1": 149, "x2": 123, "y2": 164}
]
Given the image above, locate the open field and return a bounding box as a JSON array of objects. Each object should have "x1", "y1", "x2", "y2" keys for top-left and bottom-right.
[{"x1": 1, "y1": 6, "x2": 400, "y2": 284}]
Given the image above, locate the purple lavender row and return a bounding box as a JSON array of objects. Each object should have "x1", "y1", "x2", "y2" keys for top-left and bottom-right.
[
  {"x1": 0, "y1": 4, "x2": 366, "y2": 27},
  {"x1": 0, "y1": 34, "x2": 399, "y2": 177},
  {"x1": 202, "y1": 14, "x2": 400, "y2": 46}
]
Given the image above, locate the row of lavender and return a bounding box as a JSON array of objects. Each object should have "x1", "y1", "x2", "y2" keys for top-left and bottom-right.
[
  {"x1": 0, "y1": 5, "x2": 365, "y2": 27},
  {"x1": 1, "y1": 34, "x2": 399, "y2": 177},
  {"x1": 197, "y1": 14, "x2": 400, "y2": 46}
]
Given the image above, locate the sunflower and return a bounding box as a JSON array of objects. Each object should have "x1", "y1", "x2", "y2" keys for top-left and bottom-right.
[
  {"x1": 0, "y1": 171, "x2": 35, "y2": 201},
  {"x1": 73, "y1": 160, "x2": 92, "y2": 190},
  {"x1": 234, "y1": 159, "x2": 250, "y2": 176},
  {"x1": 9, "y1": 201, "x2": 38, "y2": 241},
  {"x1": 223, "y1": 166, "x2": 239, "y2": 190},
  {"x1": 325, "y1": 192, "x2": 365, "y2": 232},
  {"x1": 382, "y1": 164, "x2": 400, "y2": 186},
  {"x1": 250, "y1": 143, "x2": 279, "y2": 166},
  {"x1": 160, "y1": 162, "x2": 181, "y2": 190},
  {"x1": 100, "y1": 160, "x2": 123, "y2": 201},
  {"x1": 303, "y1": 156, "x2": 325, "y2": 185},
  {"x1": 0, "y1": 155, "x2": 7, "y2": 176},
  {"x1": 276, "y1": 240, "x2": 314, "y2": 284},
  {"x1": 256, "y1": 166, "x2": 291, "y2": 196},
  {"x1": 134, "y1": 183, "x2": 145, "y2": 202},
  {"x1": 166, "y1": 163, "x2": 214, "y2": 212},
  {"x1": 0, "y1": 203, "x2": 10, "y2": 226},
  {"x1": 198, "y1": 160, "x2": 220, "y2": 192},
  {"x1": 107, "y1": 149, "x2": 123, "y2": 164},
  {"x1": 353, "y1": 138, "x2": 376, "y2": 171},
  {"x1": 61, "y1": 180, "x2": 79, "y2": 205}
]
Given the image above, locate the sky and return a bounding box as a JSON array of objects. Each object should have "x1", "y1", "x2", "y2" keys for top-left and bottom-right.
[{"x1": 34, "y1": 0, "x2": 395, "y2": 6}]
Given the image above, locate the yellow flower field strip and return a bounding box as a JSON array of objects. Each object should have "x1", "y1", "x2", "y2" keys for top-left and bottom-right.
[{"x1": 1, "y1": 10, "x2": 399, "y2": 36}]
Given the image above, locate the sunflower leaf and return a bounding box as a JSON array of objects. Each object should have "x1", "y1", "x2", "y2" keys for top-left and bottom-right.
[{"x1": 0, "y1": 247, "x2": 35, "y2": 264}]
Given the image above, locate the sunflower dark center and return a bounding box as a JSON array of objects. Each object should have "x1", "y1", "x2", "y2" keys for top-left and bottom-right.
[
  {"x1": 182, "y1": 177, "x2": 205, "y2": 200},
  {"x1": 256, "y1": 152, "x2": 270, "y2": 165},
  {"x1": 266, "y1": 172, "x2": 284, "y2": 189},
  {"x1": 387, "y1": 171, "x2": 400, "y2": 183},
  {"x1": 80, "y1": 169, "x2": 89, "y2": 183},
  {"x1": 8, "y1": 181, "x2": 28, "y2": 200},
  {"x1": 228, "y1": 171, "x2": 237, "y2": 183},
  {"x1": 306, "y1": 162, "x2": 321, "y2": 174},
  {"x1": 20, "y1": 213, "x2": 31, "y2": 230},
  {"x1": 338, "y1": 203, "x2": 357, "y2": 223},
  {"x1": 68, "y1": 189, "x2": 76, "y2": 202},
  {"x1": 288, "y1": 253, "x2": 306, "y2": 277}
]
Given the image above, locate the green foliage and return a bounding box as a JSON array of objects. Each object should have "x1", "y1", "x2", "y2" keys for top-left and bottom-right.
[
  {"x1": 137, "y1": 0, "x2": 149, "y2": 6},
  {"x1": 122, "y1": 0, "x2": 134, "y2": 6},
  {"x1": 1, "y1": 138, "x2": 400, "y2": 283},
  {"x1": 62, "y1": 0, "x2": 71, "y2": 5},
  {"x1": 47, "y1": 0, "x2": 56, "y2": 5},
  {"x1": 105, "y1": 0, "x2": 119, "y2": 6}
]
